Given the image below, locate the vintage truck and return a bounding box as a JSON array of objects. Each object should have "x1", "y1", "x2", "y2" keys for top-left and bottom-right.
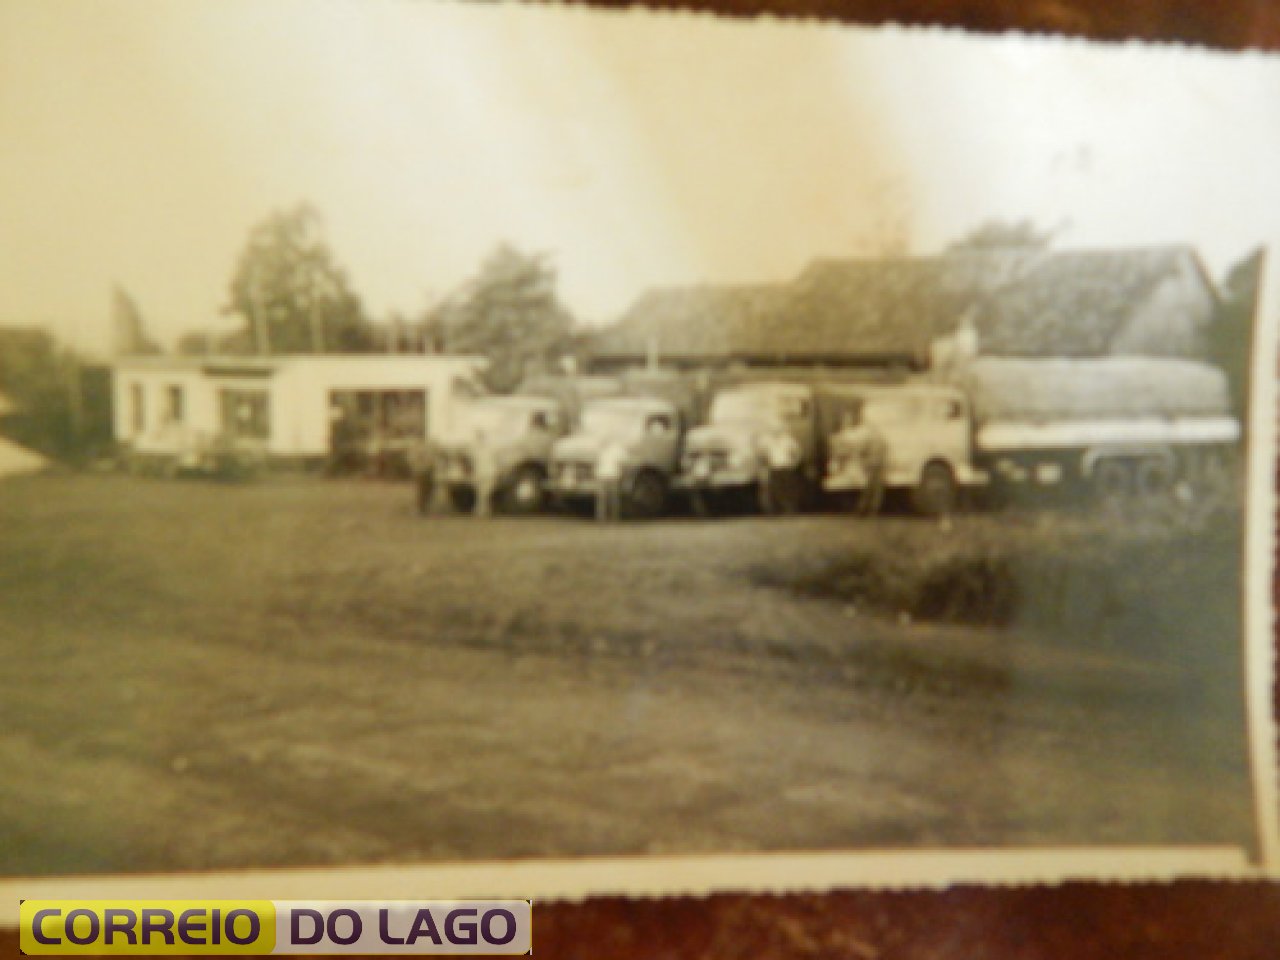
[
  {"x1": 822, "y1": 358, "x2": 1241, "y2": 513},
  {"x1": 822, "y1": 382, "x2": 991, "y2": 514},
  {"x1": 676, "y1": 358, "x2": 1239, "y2": 516},
  {"x1": 426, "y1": 394, "x2": 569, "y2": 514},
  {"x1": 547, "y1": 395, "x2": 685, "y2": 518},
  {"x1": 674, "y1": 378, "x2": 844, "y2": 515},
  {"x1": 416, "y1": 374, "x2": 623, "y2": 515}
]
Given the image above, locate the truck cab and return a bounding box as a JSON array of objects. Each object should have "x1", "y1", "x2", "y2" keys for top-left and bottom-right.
[
  {"x1": 548, "y1": 396, "x2": 684, "y2": 518},
  {"x1": 822, "y1": 383, "x2": 986, "y2": 515},
  {"x1": 674, "y1": 381, "x2": 818, "y2": 515},
  {"x1": 433, "y1": 395, "x2": 569, "y2": 514}
]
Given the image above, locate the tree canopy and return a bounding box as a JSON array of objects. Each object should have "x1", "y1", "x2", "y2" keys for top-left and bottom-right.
[
  {"x1": 432, "y1": 244, "x2": 575, "y2": 391},
  {"x1": 0, "y1": 327, "x2": 110, "y2": 461},
  {"x1": 111, "y1": 285, "x2": 161, "y2": 356},
  {"x1": 223, "y1": 203, "x2": 374, "y2": 355}
]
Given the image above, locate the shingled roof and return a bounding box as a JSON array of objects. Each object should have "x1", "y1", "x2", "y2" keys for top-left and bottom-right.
[
  {"x1": 588, "y1": 284, "x2": 791, "y2": 360},
  {"x1": 588, "y1": 246, "x2": 1215, "y2": 364}
]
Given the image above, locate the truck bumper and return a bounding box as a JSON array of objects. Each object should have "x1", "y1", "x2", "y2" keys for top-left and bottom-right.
[
  {"x1": 548, "y1": 477, "x2": 601, "y2": 500},
  {"x1": 824, "y1": 466, "x2": 990, "y2": 492}
]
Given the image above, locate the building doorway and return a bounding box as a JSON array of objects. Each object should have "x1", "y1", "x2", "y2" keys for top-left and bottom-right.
[{"x1": 327, "y1": 389, "x2": 427, "y2": 477}]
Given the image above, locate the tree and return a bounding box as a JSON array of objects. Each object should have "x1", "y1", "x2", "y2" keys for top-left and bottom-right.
[
  {"x1": 434, "y1": 244, "x2": 575, "y2": 391},
  {"x1": 0, "y1": 327, "x2": 110, "y2": 461},
  {"x1": 111, "y1": 285, "x2": 161, "y2": 356},
  {"x1": 224, "y1": 203, "x2": 374, "y2": 355},
  {"x1": 948, "y1": 218, "x2": 1055, "y2": 253}
]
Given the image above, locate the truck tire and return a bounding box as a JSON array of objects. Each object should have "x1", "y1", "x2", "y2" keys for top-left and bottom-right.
[
  {"x1": 1092, "y1": 458, "x2": 1131, "y2": 504},
  {"x1": 448, "y1": 486, "x2": 477, "y2": 514},
  {"x1": 501, "y1": 465, "x2": 546, "y2": 515},
  {"x1": 627, "y1": 470, "x2": 668, "y2": 519},
  {"x1": 912, "y1": 462, "x2": 957, "y2": 517}
]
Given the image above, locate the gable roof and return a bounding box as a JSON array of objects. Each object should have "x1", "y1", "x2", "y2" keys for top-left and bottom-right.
[
  {"x1": 588, "y1": 246, "x2": 1215, "y2": 364},
  {"x1": 589, "y1": 284, "x2": 791, "y2": 361},
  {"x1": 975, "y1": 247, "x2": 1216, "y2": 355}
]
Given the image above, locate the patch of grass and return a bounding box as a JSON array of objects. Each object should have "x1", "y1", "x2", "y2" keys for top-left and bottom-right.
[{"x1": 747, "y1": 511, "x2": 1242, "y2": 647}]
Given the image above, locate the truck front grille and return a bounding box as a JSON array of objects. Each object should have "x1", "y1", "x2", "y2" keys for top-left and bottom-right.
[{"x1": 556, "y1": 461, "x2": 595, "y2": 482}]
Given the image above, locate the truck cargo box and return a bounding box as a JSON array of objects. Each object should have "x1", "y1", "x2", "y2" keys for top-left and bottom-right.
[{"x1": 947, "y1": 358, "x2": 1233, "y2": 425}]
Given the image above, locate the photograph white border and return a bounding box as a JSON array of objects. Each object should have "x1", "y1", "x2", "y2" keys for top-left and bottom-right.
[
  {"x1": 1, "y1": 7, "x2": 1278, "y2": 910},
  {"x1": 1, "y1": 258, "x2": 1275, "y2": 913}
]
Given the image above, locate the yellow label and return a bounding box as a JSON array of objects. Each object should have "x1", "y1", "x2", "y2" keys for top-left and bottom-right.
[{"x1": 19, "y1": 900, "x2": 276, "y2": 955}]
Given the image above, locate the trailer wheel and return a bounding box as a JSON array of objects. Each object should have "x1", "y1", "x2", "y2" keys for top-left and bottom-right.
[
  {"x1": 1092, "y1": 458, "x2": 1131, "y2": 504},
  {"x1": 912, "y1": 462, "x2": 957, "y2": 517},
  {"x1": 1134, "y1": 457, "x2": 1173, "y2": 500}
]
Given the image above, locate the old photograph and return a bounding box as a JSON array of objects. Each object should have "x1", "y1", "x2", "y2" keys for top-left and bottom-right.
[{"x1": 1, "y1": 0, "x2": 1278, "y2": 898}]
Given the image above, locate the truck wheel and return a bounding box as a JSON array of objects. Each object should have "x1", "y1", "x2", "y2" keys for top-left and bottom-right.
[
  {"x1": 448, "y1": 486, "x2": 477, "y2": 514},
  {"x1": 912, "y1": 462, "x2": 957, "y2": 516},
  {"x1": 1135, "y1": 457, "x2": 1173, "y2": 500},
  {"x1": 502, "y1": 466, "x2": 546, "y2": 515},
  {"x1": 627, "y1": 471, "x2": 668, "y2": 519},
  {"x1": 1092, "y1": 458, "x2": 1131, "y2": 504}
]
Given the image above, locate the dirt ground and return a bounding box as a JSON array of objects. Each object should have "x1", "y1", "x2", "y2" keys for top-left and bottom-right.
[{"x1": 0, "y1": 475, "x2": 1257, "y2": 876}]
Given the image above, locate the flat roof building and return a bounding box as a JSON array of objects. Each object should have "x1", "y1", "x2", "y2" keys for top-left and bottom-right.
[{"x1": 113, "y1": 354, "x2": 486, "y2": 467}]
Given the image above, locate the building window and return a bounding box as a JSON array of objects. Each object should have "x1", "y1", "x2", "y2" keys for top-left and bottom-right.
[
  {"x1": 130, "y1": 383, "x2": 145, "y2": 433},
  {"x1": 219, "y1": 388, "x2": 270, "y2": 440},
  {"x1": 165, "y1": 385, "x2": 184, "y2": 424}
]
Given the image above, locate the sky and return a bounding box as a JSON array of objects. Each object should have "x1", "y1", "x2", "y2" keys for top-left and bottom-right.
[{"x1": 2, "y1": 0, "x2": 1279, "y2": 355}]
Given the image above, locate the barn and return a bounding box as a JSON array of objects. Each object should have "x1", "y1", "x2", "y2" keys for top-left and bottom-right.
[{"x1": 586, "y1": 246, "x2": 1221, "y2": 371}]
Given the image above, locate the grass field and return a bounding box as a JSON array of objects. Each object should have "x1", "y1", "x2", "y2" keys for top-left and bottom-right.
[{"x1": 0, "y1": 474, "x2": 1257, "y2": 875}]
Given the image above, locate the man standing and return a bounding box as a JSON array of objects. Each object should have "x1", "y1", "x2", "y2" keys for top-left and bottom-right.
[
  {"x1": 834, "y1": 405, "x2": 888, "y2": 516},
  {"x1": 759, "y1": 427, "x2": 803, "y2": 515},
  {"x1": 596, "y1": 439, "x2": 627, "y2": 523}
]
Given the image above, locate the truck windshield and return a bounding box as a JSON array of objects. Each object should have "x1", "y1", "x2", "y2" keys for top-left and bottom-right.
[
  {"x1": 580, "y1": 406, "x2": 645, "y2": 439},
  {"x1": 864, "y1": 397, "x2": 924, "y2": 426},
  {"x1": 710, "y1": 389, "x2": 806, "y2": 424}
]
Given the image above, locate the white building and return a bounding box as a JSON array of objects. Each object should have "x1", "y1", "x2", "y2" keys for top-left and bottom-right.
[{"x1": 113, "y1": 354, "x2": 486, "y2": 466}]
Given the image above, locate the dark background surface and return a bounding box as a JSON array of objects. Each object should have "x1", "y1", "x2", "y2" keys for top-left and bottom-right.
[
  {"x1": 576, "y1": 0, "x2": 1280, "y2": 48},
  {"x1": 3, "y1": 0, "x2": 1278, "y2": 956}
]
